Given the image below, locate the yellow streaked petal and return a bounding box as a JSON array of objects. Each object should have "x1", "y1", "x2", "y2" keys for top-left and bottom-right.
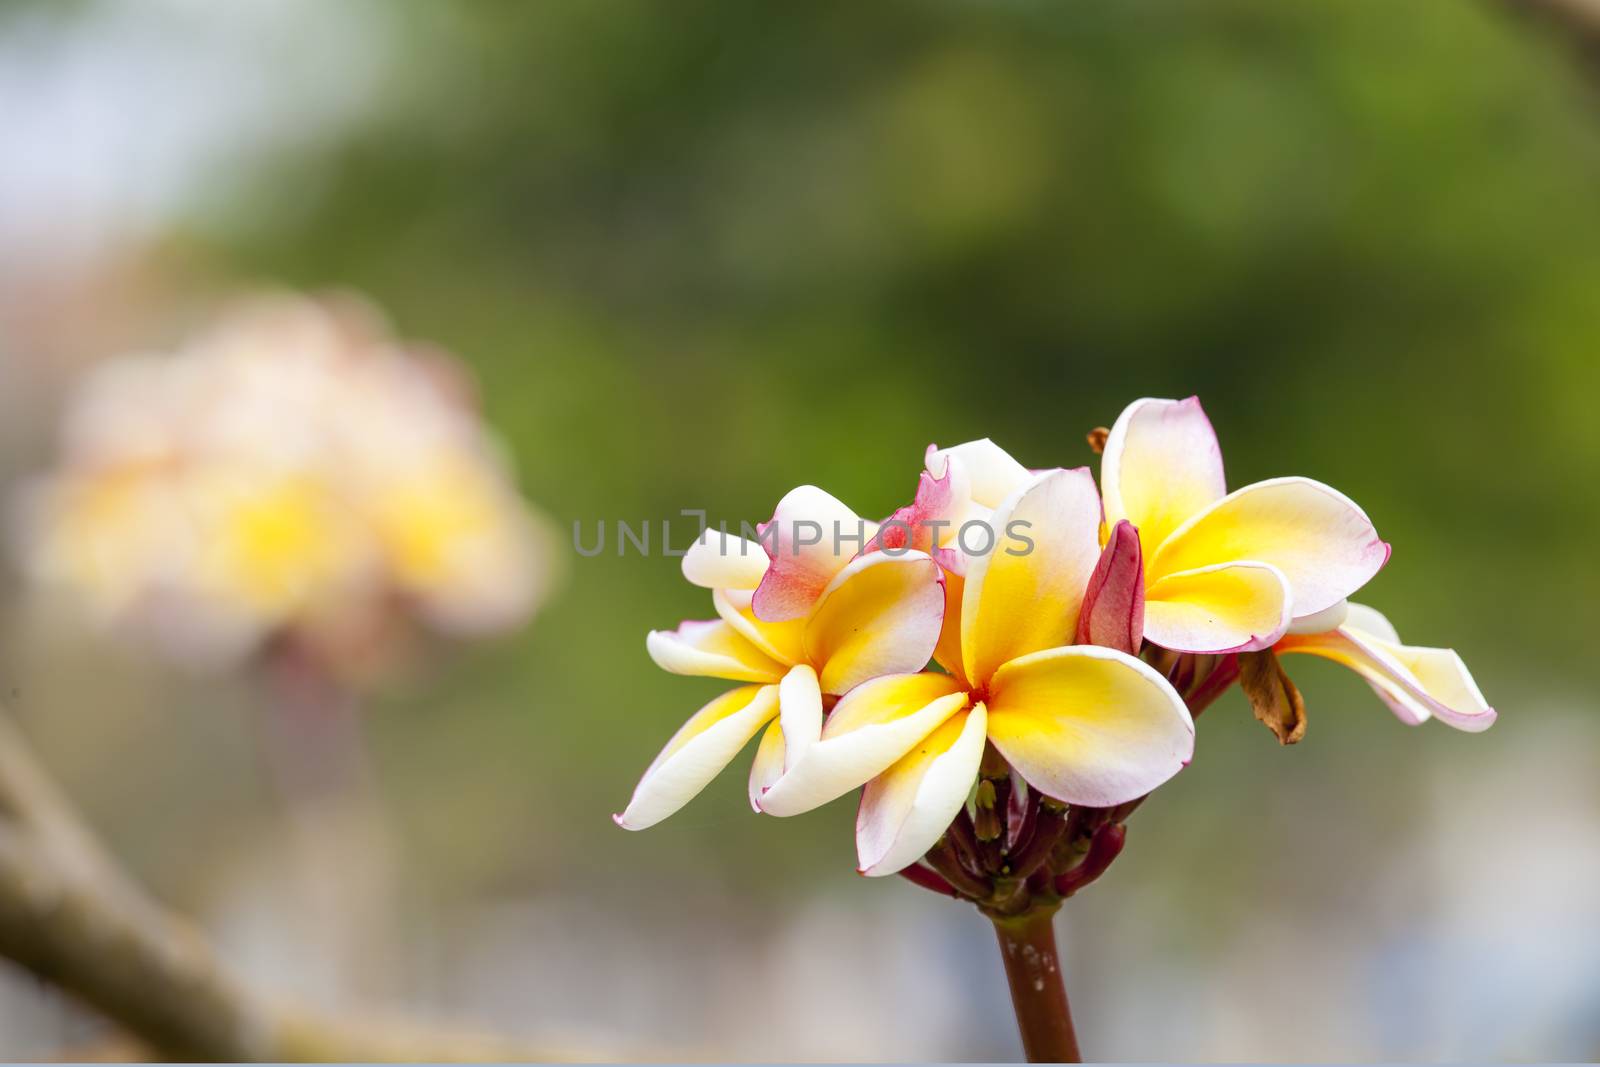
[
  {"x1": 1148, "y1": 476, "x2": 1389, "y2": 620},
  {"x1": 1143, "y1": 560, "x2": 1292, "y2": 654},
  {"x1": 1277, "y1": 604, "x2": 1495, "y2": 732},
  {"x1": 803, "y1": 551, "x2": 945, "y2": 696},
  {"x1": 857, "y1": 703, "x2": 988, "y2": 877},
  {"x1": 715, "y1": 587, "x2": 805, "y2": 665},
  {"x1": 682, "y1": 528, "x2": 769, "y2": 590},
  {"x1": 755, "y1": 672, "x2": 969, "y2": 817},
  {"x1": 1100, "y1": 396, "x2": 1226, "y2": 556},
  {"x1": 615, "y1": 684, "x2": 779, "y2": 830},
  {"x1": 933, "y1": 570, "x2": 969, "y2": 687},
  {"x1": 985, "y1": 645, "x2": 1193, "y2": 807},
  {"x1": 961, "y1": 468, "x2": 1103, "y2": 688},
  {"x1": 645, "y1": 618, "x2": 787, "y2": 683}
]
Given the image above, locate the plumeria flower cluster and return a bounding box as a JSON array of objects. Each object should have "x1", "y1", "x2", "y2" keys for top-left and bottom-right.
[
  {"x1": 13, "y1": 292, "x2": 551, "y2": 671},
  {"x1": 618, "y1": 397, "x2": 1494, "y2": 912}
]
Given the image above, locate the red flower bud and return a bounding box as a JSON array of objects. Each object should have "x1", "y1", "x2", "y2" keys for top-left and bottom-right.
[{"x1": 1074, "y1": 519, "x2": 1145, "y2": 656}]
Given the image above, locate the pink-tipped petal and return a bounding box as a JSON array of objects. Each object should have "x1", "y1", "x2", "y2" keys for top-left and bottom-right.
[
  {"x1": 1074, "y1": 519, "x2": 1145, "y2": 655},
  {"x1": 616, "y1": 684, "x2": 779, "y2": 830},
  {"x1": 925, "y1": 439, "x2": 1032, "y2": 510},
  {"x1": 857, "y1": 703, "x2": 989, "y2": 877},
  {"x1": 1101, "y1": 397, "x2": 1226, "y2": 556},
  {"x1": 871, "y1": 464, "x2": 956, "y2": 557},
  {"x1": 751, "y1": 485, "x2": 868, "y2": 622},
  {"x1": 1277, "y1": 603, "x2": 1496, "y2": 732}
]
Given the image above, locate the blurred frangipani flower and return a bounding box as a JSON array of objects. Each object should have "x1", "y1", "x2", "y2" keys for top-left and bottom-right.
[
  {"x1": 618, "y1": 395, "x2": 1496, "y2": 1061},
  {"x1": 13, "y1": 292, "x2": 553, "y2": 672}
]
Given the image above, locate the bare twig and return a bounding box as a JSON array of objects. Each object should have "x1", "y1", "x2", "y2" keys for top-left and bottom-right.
[{"x1": 0, "y1": 713, "x2": 609, "y2": 1062}]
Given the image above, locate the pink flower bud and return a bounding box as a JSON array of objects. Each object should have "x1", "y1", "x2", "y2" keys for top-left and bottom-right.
[{"x1": 1074, "y1": 519, "x2": 1145, "y2": 656}]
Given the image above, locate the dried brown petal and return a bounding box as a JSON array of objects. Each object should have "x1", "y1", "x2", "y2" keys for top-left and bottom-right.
[
  {"x1": 1086, "y1": 426, "x2": 1110, "y2": 455},
  {"x1": 1239, "y1": 649, "x2": 1307, "y2": 745}
]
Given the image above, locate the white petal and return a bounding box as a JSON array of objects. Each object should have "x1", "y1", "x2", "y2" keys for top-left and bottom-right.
[
  {"x1": 756, "y1": 672, "x2": 969, "y2": 817},
  {"x1": 646, "y1": 619, "x2": 787, "y2": 683},
  {"x1": 682, "y1": 528, "x2": 769, "y2": 590},
  {"x1": 857, "y1": 703, "x2": 989, "y2": 877},
  {"x1": 615, "y1": 685, "x2": 779, "y2": 830}
]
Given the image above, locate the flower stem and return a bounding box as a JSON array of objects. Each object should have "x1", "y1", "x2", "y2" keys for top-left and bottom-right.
[{"x1": 990, "y1": 905, "x2": 1081, "y2": 1063}]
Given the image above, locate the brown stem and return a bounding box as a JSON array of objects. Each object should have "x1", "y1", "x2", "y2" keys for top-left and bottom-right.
[
  {"x1": 0, "y1": 712, "x2": 618, "y2": 1061},
  {"x1": 991, "y1": 905, "x2": 1081, "y2": 1063}
]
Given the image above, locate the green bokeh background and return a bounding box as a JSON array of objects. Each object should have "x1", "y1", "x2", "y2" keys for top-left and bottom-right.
[{"x1": 3, "y1": 0, "x2": 1598, "y2": 1059}]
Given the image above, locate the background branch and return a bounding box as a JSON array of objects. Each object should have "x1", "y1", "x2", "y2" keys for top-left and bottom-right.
[
  {"x1": 0, "y1": 713, "x2": 611, "y2": 1062},
  {"x1": 1504, "y1": 0, "x2": 1600, "y2": 53}
]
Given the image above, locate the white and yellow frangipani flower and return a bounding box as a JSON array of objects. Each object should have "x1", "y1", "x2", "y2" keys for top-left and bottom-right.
[
  {"x1": 752, "y1": 468, "x2": 1194, "y2": 878},
  {"x1": 14, "y1": 293, "x2": 551, "y2": 667},
  {"x1": 614, "y1": 486, "x2": 946, "y2": 831},
  {"x1": 1099, "y1": 396, "x2": 1390, "y2": 655},
  {"x1": 1275, "y1": 602, "x2": 1496, "y2": 732}
]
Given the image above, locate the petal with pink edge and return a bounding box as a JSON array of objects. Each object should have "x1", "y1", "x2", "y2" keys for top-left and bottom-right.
[
  {"x1": 646, "y1": 619, "x2": 788, "y2": 683},
  {"x1": 752, "y1": 486, "x2": 870, "y2": 622},
  {"x1": 756, "y1": 672, "x2": 969, "y2": 817},
  {"x1": 871, "y1": 465, "x2": 956, "y2": 557},
  {"x1": 985, "y1": 645, "x2": 1194, "y2": 807},
  {"x1": 1100, "y1": 396, "x2": 1227, "y2": 556},
  {"x1": 682, "y1": 528, "x2": 769, "y2": 591},
  {"x1": 1276, "y1": 604, "x2": 1496, "y2": 732},
  {"x1": 615, "y1": 684, "x2": 779, "y2": 830},
  {"x1": 1148, "y1": 476, "x2": 1390, "y2": 619},
  {"x1": 925, "y1": 439, "x2": 1032, "y2": 510},
  {"x1": 857, "y1": 703, "x2": 988, "y2": 877},
  {"x1": 714, "y1": 588, "x2": 806, "y2": 665},
  {"x1": 961, "y1": 468, "x2": 1103, "y2": 688},
  {"x1": 1143, "y1": 560, "x2": 1293, "y2": 654},
  {"x1": 803, "y1": 551, "x2": 945, "y2": 696}
]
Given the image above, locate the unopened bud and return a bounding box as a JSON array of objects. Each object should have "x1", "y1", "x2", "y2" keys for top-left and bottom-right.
[
  {"x1": 1075, "y1": 519, "x2": 1145, "y2": 656},
  {"x1": 973, "y1": 780, "x2": 1002, "y2": 842}
]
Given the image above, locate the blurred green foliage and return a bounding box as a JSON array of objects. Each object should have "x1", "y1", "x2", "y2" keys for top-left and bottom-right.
[{"x1": 161, "y1": 0, "x2": 1600, "y2": 895}]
